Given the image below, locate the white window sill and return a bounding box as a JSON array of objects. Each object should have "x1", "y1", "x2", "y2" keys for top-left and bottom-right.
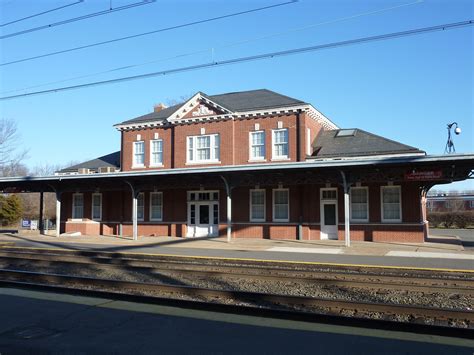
[
  {"x1": 150, "y1": 218, "x2": 163, "y2": 222},
  {"x1": 131, "y1": 165, "x2": 145, "y2": 169},
  {"x1": 381, "y1": 219, "x2": 402, "y2": 223},
  {"x1": 186, "y1": 161, "x2": 221, "y2": 166},
  {"x1": 149, "y1": 164, "x2": 164, "y2": 168},
  {"x1": 350, "y1": 219, "x2": 369, "y2": 223},
  {"x1": 273, "y1": 219, "x2": 289, "y2": 223},
  {"x1": 248, "y1": 159, "x2": 266, "y2": 163},
  {"x1": 250, "y1": 218, "x2": 265, "y2": 222},
  {"x1": 271, "y1": 157, "x2": 290, "y2": 161}
]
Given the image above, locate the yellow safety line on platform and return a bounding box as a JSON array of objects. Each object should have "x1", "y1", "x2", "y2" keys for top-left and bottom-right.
[{"x1": 1, "y1": 245, "x2": 473, "y2": 273}]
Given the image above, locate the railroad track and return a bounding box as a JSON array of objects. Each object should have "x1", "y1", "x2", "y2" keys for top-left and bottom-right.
[
  {"x1": 0, "y1": 268, "x2": 473, "y2": 330},
  {"x1": 0, "y1": 248, "x2": 473, "y2": 294}
]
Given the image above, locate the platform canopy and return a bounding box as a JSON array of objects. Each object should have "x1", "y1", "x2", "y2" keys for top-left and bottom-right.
[{"x1": 0, "y1": 154, "x2": 472, "y2": 194}]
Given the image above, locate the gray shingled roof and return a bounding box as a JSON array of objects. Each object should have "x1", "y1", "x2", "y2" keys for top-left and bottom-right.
[
  {"x1": 311, "y1": 129, "x2": 424, "y2": 158},
  {"x1": 119, "y1": 103, "x2": 183, "y2": 125},
  {"x1": 118, "y1": 89, "x2": 306, "y2": 125},
  {"x1": 58, "y1": 151, "x2": 121, "y2": 173}
]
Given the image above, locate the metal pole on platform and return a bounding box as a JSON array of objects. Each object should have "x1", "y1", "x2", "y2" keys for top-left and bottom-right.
[
  {"x1": 55, "y1": 191, "x2": 61, "y2": 237},
  {"x1": 220, "y1": 175, "x2": 232, "y2": 243},
  {"x1": 125, "y1": 181, "x2": 138, "y2": 241},
  {"x1": 39, "y1": 191, "x2": 44, "y2": 234},
  {"x1": 340, "y1": 171, "x2": 351, "y2": 247}
]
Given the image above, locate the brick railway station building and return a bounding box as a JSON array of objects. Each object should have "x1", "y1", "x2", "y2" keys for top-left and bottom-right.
[{"x1": 1, "y1": 89, "x2": 472, "y2": 243}]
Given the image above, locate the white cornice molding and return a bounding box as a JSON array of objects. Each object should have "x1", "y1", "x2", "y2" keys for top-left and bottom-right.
[
  {"x1": 115, "y1": 103, "x2": 339, "y2": 131},
  {"x1": 306, "y1": 105, "x2": 339, "y2": 130}
]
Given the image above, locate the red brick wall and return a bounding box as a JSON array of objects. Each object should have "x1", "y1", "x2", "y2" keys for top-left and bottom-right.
[
  {"x1": 121, "y1": 112, "x2": 323, "y2": 171},
  {"x1": 60, "y1": 182, "x2": 425, "y2": 242}
]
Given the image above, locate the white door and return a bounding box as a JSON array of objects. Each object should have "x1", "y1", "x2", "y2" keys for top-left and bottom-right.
[
  {"x1": 320, "y1": 188, "x2": 338, "y2": 240},
  {"x1": 187, "y1": 201, "x2": 219, "y2": 237}
]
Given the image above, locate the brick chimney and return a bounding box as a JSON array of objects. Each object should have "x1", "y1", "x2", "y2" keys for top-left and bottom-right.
[{"x1": 154, "y1": 103, "x2": 167, "y2": 112}]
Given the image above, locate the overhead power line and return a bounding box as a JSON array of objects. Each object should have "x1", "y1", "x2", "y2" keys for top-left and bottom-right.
[
  {"x1": 0, "y1": 0, "x2": 424, "y2": 95},
  {"x1": 1, "y1": 20, "x2": 472, "y2": 101},
  {"x1": 0, "y1": 0, "x2": 84, "y2": 27},
  {"x1": 0, "y1": 0, "x2": 298, "y2": 66},
  {"x1": 0, "y1": 0, "x2": 156, "y2": 40}
]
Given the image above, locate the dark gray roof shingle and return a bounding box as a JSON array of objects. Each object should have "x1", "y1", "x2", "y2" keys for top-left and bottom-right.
[
  {"x1": 205, "y1": 89, "x2": 306, "y2": 112},
  {"x1": 58, "y1": 151, "x2": 121, "y2": 173},
  {"x1": 311, "y1": 129, "x2": 424, "y2": 158},
  {"x1": 117, "y1": 89, "x2": 306, "y2": 125}
]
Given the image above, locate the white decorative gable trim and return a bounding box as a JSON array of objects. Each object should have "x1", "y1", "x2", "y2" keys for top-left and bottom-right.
[
  {"x1": 306, "y1": 105, "x2": 338, "y2": 130},
  {"x1": 114, "y1": 98, "x2": 338, "y2": 131},
  {"x1": 167, "y1": 92, "x2": 233, "y2": 122}
]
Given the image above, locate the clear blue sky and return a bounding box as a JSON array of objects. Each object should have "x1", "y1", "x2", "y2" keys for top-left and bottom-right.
[{"x1": 0, "y1": 0, "x2": 472, "y2": 191}]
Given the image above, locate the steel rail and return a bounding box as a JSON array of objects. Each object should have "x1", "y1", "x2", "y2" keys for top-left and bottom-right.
[
  {"x1": 0, "y1": 247, "x2": 472, "y2": 280},
  {"x1": 1, "y1": 247, "x2": 472, "y2": 278},
  {"x1": 0, "y1": 269, "x2": 472, "y2": 328},
  {"x1": 0, "y1": 253, "x2": 473, "y2": 295}
]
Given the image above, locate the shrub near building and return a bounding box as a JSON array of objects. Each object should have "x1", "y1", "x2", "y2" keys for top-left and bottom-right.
[
  {"x1": 428, "y1": 211, "x2": 474, "y2": 229},
  {"x1": 0, "y1": 194, "x2": 23, "y2": 226}
]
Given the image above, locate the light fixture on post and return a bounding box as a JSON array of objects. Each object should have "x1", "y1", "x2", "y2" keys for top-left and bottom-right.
[{"x1": 445, "y1": 122, "x2": 461, "y2": 154}]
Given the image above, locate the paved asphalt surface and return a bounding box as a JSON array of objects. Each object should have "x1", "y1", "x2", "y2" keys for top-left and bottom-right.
[
  {"x1": 430, "y1": 228, "x2": 474, "y2": 248},
  {"x1": 0, "y1": 288, "x2": 472, "y2": 355},
  {"x1": 3, "y1": 235, "x2": 474, "y2": 271}
]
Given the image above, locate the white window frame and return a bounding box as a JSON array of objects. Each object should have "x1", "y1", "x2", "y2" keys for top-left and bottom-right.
[
  {"x1": 350, "y1": 187, "x2": 369, "y2": 222},
  {"x1": 381, "y1": 186, "x2": 402, "y2": 223},
  {"x1": 91, "y1": 193, "x2": 102, "y2": 221},
  {"x1": 272, "y1": 188, "x2": 289, "y2": 222},
  {"x1": 137, "y1": 192, "x2": 145, "y2": 221},
  {"x1": 186, "y1": 134, "x2": 220, "y2": 164},
  {"x1": 272, "y1": 128, "x2": 289, "y2": 160},
  {"x1": 149, "y1": 192, "x2": 163, "y2": 221},
  {"x1": 470, "y1": 200, "x2": 474, "y2": 209},
  {"x1": 150, "y1": 139, "x2": 163, "y2": 167},
  {"x1": 72, "y1": 193, "x2": 84, "y2": 220},
  {"x1": 249, "y1": 131, "x2": 265, "y2": 161},
  {"x1": 133, "y1": 141, "x2": 145, "y2": 168},
  {"x1": 249, "y1": 189, "x2": 266, "y2": 222}
]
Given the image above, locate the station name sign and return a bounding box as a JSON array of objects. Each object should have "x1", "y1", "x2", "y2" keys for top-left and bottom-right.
[{"x1": 405, "y1": 170, "x2": 443, "y2": 181}]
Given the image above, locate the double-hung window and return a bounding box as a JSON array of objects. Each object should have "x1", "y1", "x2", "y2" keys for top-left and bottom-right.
[
  {"x1": 72, "y1": 193, "x2": 84, "y2": 219},
  {"x1": 250, "y1": 189, "x2": 265, "y2": 221},
  {"x1": 350, "y1": 187, "x2": 368, "y2": 222},
  {"x1": 150, "y1": 192, "x2": 163, "y2": 221},
  {"x1": 150, "y1": 139, "x2": 163, "y2": 167},
  {"x1": 91, "y1": 193, "x2": 102, "y2": 221},
  {"x1": 133, "y1": 141, "x2": 145, "y2": 167},
  {"x1": 137, "y1": 193, "x2": 145, "y2": 221},
  {"x1": 273, "y1": 188, "x2": 289, "y2": 222},
  {"x1": 187, "y1": 134, "x2": 220, "y2": 163},
  {"x1": 381, "y1": 186, "x2": 401, "y2": 222},
  {"x1": 250, "y1": 131, "x2": 265, "y2": 160},
  {"x1": 272, "y1": 129, "x2": 288, "y2": 160}
]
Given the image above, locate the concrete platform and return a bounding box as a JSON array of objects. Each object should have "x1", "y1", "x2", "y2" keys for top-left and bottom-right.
[
  {"x1": 0, "y1": 232, "x2": 473, "y2": 271},
  {"x1": 0, "y1": 287, "x2": 472, "y2": 354}
]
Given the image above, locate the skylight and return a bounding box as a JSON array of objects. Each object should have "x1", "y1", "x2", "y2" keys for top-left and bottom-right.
[{"x1": 336, "y1": 129, "x2": 356, "y2": 137}]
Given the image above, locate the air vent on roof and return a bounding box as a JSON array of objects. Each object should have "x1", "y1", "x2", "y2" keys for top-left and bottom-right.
[
  {"x1": 336, "y1": 129, "x2": 356, "y2": 137},
  {"x1": 99, "y1": 166, "x2": 116, "y2": 173}
]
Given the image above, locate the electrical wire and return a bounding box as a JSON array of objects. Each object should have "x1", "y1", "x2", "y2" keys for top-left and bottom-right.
[
  {"x1": 0, "y1": 0, "x2": 424, "y2": 95},
  {"x1": 0, "y1": 0, "x2": 156, "y2": 40},
  {"x1": 0, "y1": 0, "x2": 298, "y2": 66},
  {"x1": 0, "y1": 0, "x2": 84, "y2": 27},
  {"x1": 1, "y1": 20, "x2": 471, "y2": 101}
]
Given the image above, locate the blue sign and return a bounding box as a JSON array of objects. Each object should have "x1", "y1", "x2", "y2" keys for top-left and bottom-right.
[{"x1": 21, "y1": 219, "x2": 31, "y2": 228}]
